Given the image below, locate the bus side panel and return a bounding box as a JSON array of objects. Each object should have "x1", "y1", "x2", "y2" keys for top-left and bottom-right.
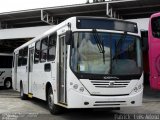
[
  {"x1": 12, "y1": 67, "x2": 15, "y2": 89},
  {"x1": 0, "y1": 68, "x2": 12, "y2": 86},
  {"x1": 16, "y1": 67, "x2": 22, "y2": 91},
  {"x1": 148, "y1": 17, "x2": 160, "y2": 90},
  {"x1": 32, "y1": 63, "x2": 47, "y2": 100},
  {"x1": 17, "y1": 66, "x2": 28, "y2": 93}
]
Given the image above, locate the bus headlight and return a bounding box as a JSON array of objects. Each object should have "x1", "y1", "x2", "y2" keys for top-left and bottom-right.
[
  {"x1": 134, "y1": 87, "x2": 138, "y2": 92},
  {"x1": 69, "y1": 81, "x2": 88, "y2": 94},
  {"x1": 79, "y1": 87, "x2": 84, "y2": 92},
  {"x1": 132, "y1": 84, "x2": 143, "y2": 94},
  {"x1": 138, "y1": 84, "x2": 142, "y2": 89},
  {"x1": 73, "y1": 84, "x2": 78, "y2": 89}
]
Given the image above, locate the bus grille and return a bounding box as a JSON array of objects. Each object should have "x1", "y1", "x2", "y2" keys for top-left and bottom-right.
[
  {"x1": 91, "y1": 80, "x2": 130, "y2": 88},
  {"x1": 93, "y1": 101, "x2": 127, "y2": 106}
]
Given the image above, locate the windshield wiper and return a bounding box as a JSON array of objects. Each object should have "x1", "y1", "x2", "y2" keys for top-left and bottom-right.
[
  {"x1": 92, "y1": 29, "x2": 105, "y2": 64},
  {"x1": 115, "y1": 31, "x2": 127, "y2": 60}
]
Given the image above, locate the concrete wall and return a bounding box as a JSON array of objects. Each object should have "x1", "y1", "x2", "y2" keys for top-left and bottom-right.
[
  {"x1": 127, "y1": 18, "x2": 149, "y2": 34},
  {"x1": 0, "y1": 26, "x2": 54, "y2": 40},
  {"x1": 0, "y1": 18, "x2": 149, "y2": 39}
]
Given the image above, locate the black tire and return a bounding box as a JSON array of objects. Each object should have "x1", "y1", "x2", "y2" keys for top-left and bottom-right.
[
  {"x1": 20, "y1": 82, "x2": 28, "y2": 100},
  {"x1": 47, "y1": 87, "x2": 62, "y2": 115},
  {"x1": 4, "y1": 78, "x2": 12, "y2": 89}
]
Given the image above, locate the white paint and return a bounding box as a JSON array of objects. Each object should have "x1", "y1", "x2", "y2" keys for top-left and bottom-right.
[{"x1": 13, "y1": 17, "x2": 143, "y2": 109}]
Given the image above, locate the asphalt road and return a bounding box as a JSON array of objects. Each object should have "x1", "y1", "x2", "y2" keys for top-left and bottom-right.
[{"x1": 0, "y1": 86, "x2": 160, "y2": 120}]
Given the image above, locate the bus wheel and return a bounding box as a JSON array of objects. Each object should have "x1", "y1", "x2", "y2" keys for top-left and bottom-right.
[
  {"x1": 4, "y1": 78, "x2": 12, "y2": 89},
  {"x1": 20, "y1": 83, "x2": 27, "y2": 100},
  {"x1": 47, "y1": 87, "x2": 62, "y2": 115}
]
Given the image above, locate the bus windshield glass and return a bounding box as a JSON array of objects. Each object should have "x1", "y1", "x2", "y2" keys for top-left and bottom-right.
[
  {"x1": 71, "y1": 32, "x2": 142, "y2": 75},
  {"x1": 151, "y1": 16, "x2": 160, "y2": 38}
]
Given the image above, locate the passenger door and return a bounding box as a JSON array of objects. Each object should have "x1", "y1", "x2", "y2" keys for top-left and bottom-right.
[
  {"x1": 58, "y1": 35, "x2": 67, "y2": 104},
  {"x1": 28, "y1": 48, "x2": 34, "y2": 94},
  {"x1": 13, "y1": 53, "x2": 18, "y2": 90}
]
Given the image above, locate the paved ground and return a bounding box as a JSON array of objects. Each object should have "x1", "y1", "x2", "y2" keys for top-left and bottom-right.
[{"x1": 0, "y1": 85, "x2": 160, "y2": 120}]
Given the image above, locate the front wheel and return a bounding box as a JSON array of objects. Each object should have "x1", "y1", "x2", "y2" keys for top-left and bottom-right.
[
  {"x1": 47, "y1": 87, "x2": 62, "y2": 115},
  {"x1": 4, "y1": 78, "x2": 12, "y2": 89}
]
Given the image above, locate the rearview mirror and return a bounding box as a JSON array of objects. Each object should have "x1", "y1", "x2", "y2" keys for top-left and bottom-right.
[{"x1": 65, "y1": 30, "x2": 72, "y2": 45}]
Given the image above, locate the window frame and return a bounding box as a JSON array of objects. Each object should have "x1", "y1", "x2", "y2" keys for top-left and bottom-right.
[
  {"x1": 34, "y1": 40, "x2": 41, "y2": 64},
  {"x1": 47, "y1": 33, "x2": 57, "y2": 61},
  {"x1": 18, "y1": 49, "x2": 23, "y2": 66},
  {"x1": 21, "y1": 47, "x2": 28, "y2": 66},
  {"x1": 40, "y1": 37, "x2": 49, "y2": 63}
]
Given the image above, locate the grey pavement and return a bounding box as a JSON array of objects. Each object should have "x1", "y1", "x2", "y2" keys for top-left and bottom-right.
[{"x1": 0, "y1": 85, "x2": 160, "y2": 120}]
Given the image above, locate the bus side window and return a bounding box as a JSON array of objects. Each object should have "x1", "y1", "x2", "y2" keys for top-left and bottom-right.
[
  {"x1": 34, "y1": 40, "x2": 41, "y2": 64},
  {"x1": 18, "y1": 49, "x2": 23, "y2": 66},
  {"x1": 151, "y1": 17, "x2": 160, "y2": 38},
  {"x1": 48, "y1": 33, "x2": 57, "y2": 61},
  {"x1": 40, "y1": 37, "x2": 48, "y2": 62},
  {"x1": 12, "y1": 53, "x2": 15, "y2": 67},
  {"x1": 21, "y1": 47, "x2": 28, "y2": 66}
]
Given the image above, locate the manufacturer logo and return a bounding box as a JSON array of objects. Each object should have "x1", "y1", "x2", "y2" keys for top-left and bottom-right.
[
  {"x1": 103, "y1": 76, "x2": 119, "y2": 80},
  {"x1": 109, "y1": 81, "x2": 115, "y2": 87}
]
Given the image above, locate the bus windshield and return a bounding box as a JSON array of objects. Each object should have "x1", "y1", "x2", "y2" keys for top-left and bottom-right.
[
  {"x1": 151, "y1": 16, "x2": 160, "y2": 38},
  {"x1": 71, "y1": 32, "x2": 142, "y2": 76}
]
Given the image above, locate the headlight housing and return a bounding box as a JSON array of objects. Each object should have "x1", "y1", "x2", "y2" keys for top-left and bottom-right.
[
  {"x1": 130, "y1": 83, "x2": 143, "y2": 95},
  {"x1": 70, "y1": 81, "x2": 86, "y2": 93}
]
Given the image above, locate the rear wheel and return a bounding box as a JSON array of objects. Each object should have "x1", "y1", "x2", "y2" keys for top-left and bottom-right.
[
  {"x1": 47, "y1": 87, "x2": 62, "y2": 114},
  {"x1": 20, "y1": 82, "x2": 28, "y2": 100},
  {"x1": 4, "y1": 78, "x2": 12, "y2": 89}
]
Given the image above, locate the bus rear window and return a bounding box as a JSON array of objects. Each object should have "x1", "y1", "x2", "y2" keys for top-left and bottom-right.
[{"x1": 151, "y1": 16, "x2": 160, "y2": 38}]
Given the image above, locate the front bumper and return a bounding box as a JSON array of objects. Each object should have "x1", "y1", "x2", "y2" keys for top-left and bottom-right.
[{"x1": 66, "y1": 88, "x2": 143, "y2": 108}]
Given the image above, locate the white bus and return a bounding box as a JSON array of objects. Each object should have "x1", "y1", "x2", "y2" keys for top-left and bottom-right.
[
  {"x1": 0, "y1": 53, "x2": 12, "y2": 89},
  {"x1": 12, "y1": 16, "x2": 143, "y2": 114}
]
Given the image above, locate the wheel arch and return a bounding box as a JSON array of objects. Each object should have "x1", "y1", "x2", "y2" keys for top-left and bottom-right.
[
  {"x1": 46, "y1": 82, "x2": 52, "y2": 101},
  {"x1": 4, "y1": 77, "x2": 12, "y2": 88},
  {"x1": 4, "y1": 77, "x2": 12, "y2": 82}
]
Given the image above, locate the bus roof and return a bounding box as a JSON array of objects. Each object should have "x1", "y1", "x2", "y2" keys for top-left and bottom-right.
[
  {"x1": 150, "y1": 12, "x2": 160, "y2": 18},
  {"x1": 14, "y1": 16, "x2": 75, "y2": 52},
  {"x1": 14, "y1": 16, "x2": 138, "y2": 52}
]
